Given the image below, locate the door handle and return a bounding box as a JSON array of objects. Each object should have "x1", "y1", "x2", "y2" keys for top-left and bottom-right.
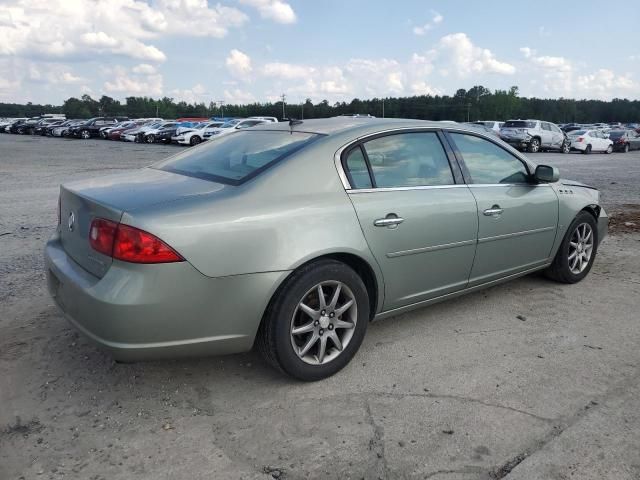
[
  {"x1": 483, "y1": 205, "x2": 504, "y2": 217},
  {"x1": 374, "y1": 215, "x2": 404, "y2": 228}
]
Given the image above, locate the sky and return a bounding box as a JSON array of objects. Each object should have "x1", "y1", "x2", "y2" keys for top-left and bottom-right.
[{"x1": 0, "y1": 0, "x2": 639, "y2": 106}]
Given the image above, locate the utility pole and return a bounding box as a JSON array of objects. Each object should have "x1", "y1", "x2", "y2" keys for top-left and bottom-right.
[
  {"x1": 217, "y1": 100, "x2": 226, "y2": 118},
  {"x1": 300, "y1": 102, "x2": 304, "y2": 120},
  {"x1": 382, "y1": 98, "x2": 385, "y2": 118},
  {"x1": 280, "y1": 93, "x2": 286, "y2": 120}
]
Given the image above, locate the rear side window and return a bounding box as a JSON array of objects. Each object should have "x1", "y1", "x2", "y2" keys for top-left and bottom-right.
[
  {"x1": 344, "y1": 147, "x2": 373, "y2": 189},
  {"x1": 449, "y1": 133, "x2": 529, "y2": 184},
  {"x1": 155, "y1": 131, "x2": 319, "y2": 185},
  {"x1": 360, "y1": 132, "x2": 454, "y2": 188}
]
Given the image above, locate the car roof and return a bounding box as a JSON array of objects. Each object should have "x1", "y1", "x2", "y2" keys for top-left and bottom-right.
[{"x1": 249, "y1": 117, "x2": 469, "y2": 136}]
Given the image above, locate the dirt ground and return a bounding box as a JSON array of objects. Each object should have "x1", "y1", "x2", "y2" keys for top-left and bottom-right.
[{"x1": 1, "y1": 134, "x2": 639, "y2": 480}]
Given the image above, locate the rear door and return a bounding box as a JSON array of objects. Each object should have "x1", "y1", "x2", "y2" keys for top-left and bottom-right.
[
  {"x1": 540, "y1": 122, "x2": 554, "y2": 149},
  {"x1": 445, "y1": 131, "x2": 559, "y2": 285},
  {"x1": 343, "y1": 130, "x2": 478, "y2": 310},
  {"x1": 549, "y1": 123, "x2": 566, "y2": 150}
]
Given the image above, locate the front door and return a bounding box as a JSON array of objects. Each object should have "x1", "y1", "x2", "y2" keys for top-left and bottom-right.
[
  {"x1": 446, "y1": 131, "x2": 559, "y2": 285},
  {"x1": 343, "y1": 131, "x2": 478, "y2": 311}
]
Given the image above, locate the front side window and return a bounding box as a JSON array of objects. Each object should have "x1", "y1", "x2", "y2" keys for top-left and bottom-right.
[
  {"x1": 155, "y1": 130, "x2": 319, "y2": 185},
  {"x1": 360, "y1": 132, "x2": 454, "y2": 188},
  {"x1": 449, "y1": 132, "x2": 529, "y2": 184}
]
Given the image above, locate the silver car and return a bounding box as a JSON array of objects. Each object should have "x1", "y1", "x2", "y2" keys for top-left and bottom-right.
[
  {"x1": 500, "y1": 119, "x2": 570, "y2": 153},
  {"x1": 45, "y1": 118, "x2": 607, "y2": 380}
]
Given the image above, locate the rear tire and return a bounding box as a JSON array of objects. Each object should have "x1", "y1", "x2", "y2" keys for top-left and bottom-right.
[
  {"x1": 623, "y1": 143, "x2": 630, "y2": 153},
  {"x1": 145, "y1": 134, "x2": 155, "y2": 143},
  {"x1": 80, "y1": 129, "x2": 90, "y2": 139},
  {"x1": 545, "y1": 211, "x2": 598, "y2": 284},
  {"x1": 528, "y1": 138, "x2": 541, "y2": 153},
  {"x1": 605, "y1": 145, "x2": 613, "y2": 154},
  {"x1": 582, "y1": 144, "x2": 592, "y2": 155},
  {"x1": 561, "y1": 141, "x2": 571, "y2": 154},
  {"x1": 257, "y1": 260, "x2": 370, "y2": 381},
  {"x1": 189, "y1": 135, "x2": 202, "y2": 146}
]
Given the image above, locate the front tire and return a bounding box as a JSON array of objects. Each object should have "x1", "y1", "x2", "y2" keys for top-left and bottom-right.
[
  {"x1": 605, "y1": 145, "x2": 613, "y2": 154},
  {"x1": 145, "y1": 134, "x2": 155, "y2": 143},
  {"x1": 561, "y1": 141, "x2": 571, "y2": 154},
  {"x1": 545, "y1": 211, "x2": 598, "y2": 284},
  {"x1": 80, "y1": 129, "x2": 90, "y2": 139},
  {"x1": 189, "y1": 135, "x2": 202, "y2": 146},
  {"x1": 257, "y1": 260, "x2": 370, "y2": 381}
]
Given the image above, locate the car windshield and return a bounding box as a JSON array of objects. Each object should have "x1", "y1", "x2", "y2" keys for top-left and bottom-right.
[
  {"x1": 155, "y1": 131, "x2": 320, "y2": 185},
  {"x1": 502, "y1": 121, "x2": 536, "y2": 128},
  {"x1": 608, "y1": 131, "x2": 625, "y2": 138}
]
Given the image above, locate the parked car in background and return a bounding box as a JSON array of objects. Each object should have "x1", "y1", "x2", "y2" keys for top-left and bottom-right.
[
  {"x1": 210, "y1": 118, "x2": 267, "y2": 137},
  {"x1": 609, "y1": 130, "x2": 640, "y2": 152},
  {"x1": 472, "y1": 121, "x2": 503, "y2": 132},
  {"x1": 143, "y1": 121, "x2": 178, "y2": 143},
  {"x1": 172, "y1": 121, "x2": 225, "y2": 145},
  {"x1": 249, "y1": 116, "x2": 279, "y2": 123},
  {"x1": 1, "y1": 118, "x2": 27, "y2": 132},
  {"x1": 45, "y1": 118, "x2": 607, "y2": 380},
  {"x1": 107, "y1": 122, "x2": 143, "y2": 141},
  {"x1": 567, "y1": 129, "x2": 613, "y2": 154},
  {"x1": 465, "y1": 122, "x2": 499, "y2": 136},
  {"x1": 499, "y1": 119, "x2": 570, "y2": 153},
  {"x1": 69, "y1": 117, "x2": 128, "y2": 139},
  {"x1": 34, "y1": 118, "x2": 66, "y2": 136},
  {"x1": 51, "y1": 120, "x2": 84, "y2": 137}
]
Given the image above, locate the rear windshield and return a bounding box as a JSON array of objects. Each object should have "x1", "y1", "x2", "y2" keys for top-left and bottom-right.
[
  {"x1": 568, "y1": 130, "x2": 586, "y2": 135},
  {"x1": 608, "y1": 130, "x2": 625, "y2": 138},
  {"x1": 155, "y1": 130, "x2": 320, "y2": 185},
  {"x1": 502, "y1": 121, "x2": 536, "y2": 128}
]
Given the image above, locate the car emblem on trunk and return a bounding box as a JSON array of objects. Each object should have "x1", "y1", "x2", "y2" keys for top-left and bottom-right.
[{"x1": 68, "y1": 212, "x2": 75, "y2": 232}]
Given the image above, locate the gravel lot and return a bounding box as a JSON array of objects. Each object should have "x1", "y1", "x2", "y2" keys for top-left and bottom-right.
[{"x1": 1, "y1": 134, "x2": 639, "y2": 480}]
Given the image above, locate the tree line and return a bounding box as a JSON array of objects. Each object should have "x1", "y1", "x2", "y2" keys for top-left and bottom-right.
[{"x1": 1, "y1": 86, "x2": 639, "y2": 123}]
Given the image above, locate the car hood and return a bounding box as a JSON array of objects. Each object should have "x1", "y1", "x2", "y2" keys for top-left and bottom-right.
[{"x1": 559, "y1": 179, "x2": 597, "y2": 190}]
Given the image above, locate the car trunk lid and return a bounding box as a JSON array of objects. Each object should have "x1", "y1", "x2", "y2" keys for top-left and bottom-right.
[{"x1": 59, "y1": 168, "x2": 226, "y2": 278}]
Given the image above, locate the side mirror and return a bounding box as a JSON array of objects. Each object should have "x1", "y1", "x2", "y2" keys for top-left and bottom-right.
[{"x1": 534, "y1": 165, "x2": 559, "y2": 183}]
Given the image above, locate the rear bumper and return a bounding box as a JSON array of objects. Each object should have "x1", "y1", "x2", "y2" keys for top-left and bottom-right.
[{"x1": 44, "y1": 232, "x2": 288, "y2": 361}]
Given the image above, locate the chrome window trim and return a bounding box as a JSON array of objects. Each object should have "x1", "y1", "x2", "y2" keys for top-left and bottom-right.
[
  {"x1": 334, "y1": 125, "x2": 536, "y2": 190},
  {"x1": 346, "y1": 184, "x2": 468, "y2": 194}
]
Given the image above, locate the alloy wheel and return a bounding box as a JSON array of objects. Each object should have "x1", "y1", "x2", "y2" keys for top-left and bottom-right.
[
  {"x1": 568, "y1": 223, "x2": 594, "y2": 275},
  {"x1": 290, "y1": 281, "x2": 357, "y2": 365},
  {"x1": 81, "y1": 130, "x2": 90, "y2": 139},
  {"x1": 529, "y1": 139, "x2": 540, "y2": 153}
]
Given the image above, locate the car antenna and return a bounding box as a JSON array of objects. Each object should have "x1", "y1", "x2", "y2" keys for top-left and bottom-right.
[{"x1": 289, "y1": 118, "x2": 303, "y2": 132}]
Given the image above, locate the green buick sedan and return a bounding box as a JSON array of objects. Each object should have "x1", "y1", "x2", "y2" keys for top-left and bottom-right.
[{"x1": 45, "y1": 118, "x2": 607, "y2": 380}]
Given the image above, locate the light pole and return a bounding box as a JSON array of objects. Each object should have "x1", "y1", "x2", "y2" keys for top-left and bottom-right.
[
  {"x1": 382, "y1": 98, "x2": 385, "y2": 118},
  {"x1": 280, "y1": 93, "x2": 286, "y2": 120},
  {"x1": 217, "y1": 100, "x2": 225, "y2": 118}
]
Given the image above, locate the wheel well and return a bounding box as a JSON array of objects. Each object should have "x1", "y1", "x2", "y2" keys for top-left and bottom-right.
[
  {"x1": 285, "y1": 253, "x2": 379, "y2": 320},
  {"x1": 581, "y1": 204, "x2": 600, "y2": 221}
]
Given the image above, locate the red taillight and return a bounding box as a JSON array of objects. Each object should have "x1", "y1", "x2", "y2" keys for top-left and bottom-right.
[
  {"x1": 113, "y1": 224, "x2": 183, "y2": 263},
  {"x1": 576, "y1": 137, "x2": 584, "y2": 142},
  {"x1": 89, "y1": 218, "x2": 118, "y2": 256},
  {"x1": 89, "y1": 219, "x2": 183, "y2": 264}
]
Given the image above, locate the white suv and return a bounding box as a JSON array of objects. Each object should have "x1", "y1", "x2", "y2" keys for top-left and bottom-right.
[{"x1": 499, "y1": 119, "x2": 570, "y2": 153}]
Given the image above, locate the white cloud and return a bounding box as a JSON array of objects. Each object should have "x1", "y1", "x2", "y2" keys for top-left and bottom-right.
[
  {"x1": 224, "y1": 88, "x2": 257, "y2": 103},
  {"x1": 103, "y1": 66, "x2": 163, "y2": 96},
  {"x1": 0, "y1": 0, "x2": 248, "y2": 65},
  {"x1": 576, "y1": 69, "x2": 636, "y2": 98},
  {"x1": 132, "y1": 63, "x2": 157, "y2": 75},
  {"x1": 226, "y1": 49, "x2": 252, "y2": 78},
  {"x1": 170, "y1": 83, "x2": 209, "y2": 104},
  {"x1": 239, "y1": 0, "x2": 296, "y2": 24},
  {"x1": 436, "y1": 33, "x2": 516, "y2": 76},
  {"x1": 262, "y1": 62, "x2": 315, "y2": 79},
  {"x1": 411, "y1": 81, "x2": 440, "y2": 96},
  {"x1": 413, "y1": 11, "x2": 443, "y2": 36}
]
